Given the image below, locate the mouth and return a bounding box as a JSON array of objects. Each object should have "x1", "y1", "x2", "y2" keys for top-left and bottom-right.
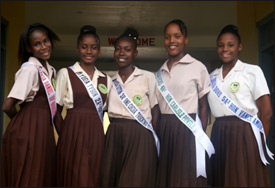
[
  {"x1": 168, "y1": 44, "x2": 177, "y2": 50},
  {"x1": 117, "y1": 57, "x2": 127, "y2": 63}
]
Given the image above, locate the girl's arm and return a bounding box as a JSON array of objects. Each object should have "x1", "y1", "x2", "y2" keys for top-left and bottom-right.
[
  {"x1": 198, "y1": 94, "x2": 208, "y2": 132},
  {"x1": 2, "y1": 98, "x2": 19, "y2": 119},
  {"x1": 256, "y1": 94, "x2": 272, "y2": 136},
  {"x1": 54, "y1": 104, "x2": 64, "y2": 135},
  {"x1": 151, "y1": 104, "x2": 160, "y2": 131}
]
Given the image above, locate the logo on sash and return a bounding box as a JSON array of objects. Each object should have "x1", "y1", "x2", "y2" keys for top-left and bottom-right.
[
  {"x1": 98, "y1": 83, "x2": 108, "y2": 94},
  {"x1": 230, "y1": 82, "x2": 240, "y2": 93},
  {"x1": 132, "y1": 95, "x2": 143, "y2": 106}
]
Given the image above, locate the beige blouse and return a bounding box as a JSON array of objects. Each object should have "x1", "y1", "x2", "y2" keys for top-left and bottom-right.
[
  {"x1": 156, "y1": 53, "x2": 211, "y2": 114},
  {"x1": 7, "y1": 57, "x2": 56, "y2": 104},
  {"x1": 108, "y1": 67, "x2": 158, "y2": 122},
  {"x1": 55, "y1": 62, "x2": 112, "y2": 110}
]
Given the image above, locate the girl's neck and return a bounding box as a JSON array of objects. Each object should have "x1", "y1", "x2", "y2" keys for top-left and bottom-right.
[
  {"x1": 118, "y1": 64, "x2": 135, "y2": 83},
  {"x1": 167, "y1": 52, "x2": 185, "y2": 71},
  {"x1": 80, "y1": 62, "x2": 95, "y2": 79},
  {"x1": 222, "y1": 60, "x2": 238, "y2": 78}
]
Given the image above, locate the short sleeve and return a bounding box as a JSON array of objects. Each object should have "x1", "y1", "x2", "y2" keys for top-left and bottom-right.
[
  {"x1": 251, "y1": 66, "x2": 270, "y2": 100},
  {"x1": 55, "y1": 68, "x2": 69, "y2": 106},
  {"x1": 147, "y1": 72, "x2": 158, "y2": 108},
  {"x1": 198, "y1": 64, "x2": 211, "y2": 99},
  {"x1": 7, "y1": 65, "x2": 38, "y2": 102}
]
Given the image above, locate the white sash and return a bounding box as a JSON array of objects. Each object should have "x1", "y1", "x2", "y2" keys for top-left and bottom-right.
[
  {"x1": 21, "y1": 62, "x2": 56, "y2": 124},
  {"x1": 112, "y1": 79, "x2": 160, "y2": 157},
  {"x1": 210, "y1": 75, "x2": 274, "y2": 165},
  {"x1": 69, "y1": 66, "x2": 104, "y2": 123},
  {"x1": 156, "y1": 69, "x2": 215, "y2": 178}
]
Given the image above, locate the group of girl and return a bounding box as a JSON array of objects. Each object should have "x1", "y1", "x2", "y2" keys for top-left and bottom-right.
[{"x1": 1, "y1": 19, "x2": 273, "y2": 187}]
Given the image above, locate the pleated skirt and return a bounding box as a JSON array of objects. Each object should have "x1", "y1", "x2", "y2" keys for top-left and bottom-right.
[
  {"x1": 100, "y1": 118, "x2": 158, "y2": 187},
  {"x1": 57, "y1": 109, "x2": 105, "y2": 187},
  {"x1": 156, "y1": 114, "x2": 209, "y2": 187},
  {"x1": 1, "y1": 101, "x2": 56, "y2": 187},
  {"x1": 210, "y1": 116, "x2": 271, "y2": 187}
]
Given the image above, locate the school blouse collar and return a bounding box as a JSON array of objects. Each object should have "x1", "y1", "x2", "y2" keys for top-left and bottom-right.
[
  {"x1": 112, "y1": 66, "x2": 143, "y2": 81},
  {"x1": 212, "y1": 59, "x2": 244, "y2": 78},
  {"x1": 161, "y1": 53, "x2": 195, "y2": 72},
  {"x1": 73, "y1": 61, "x2": 106, "y2": 78}
]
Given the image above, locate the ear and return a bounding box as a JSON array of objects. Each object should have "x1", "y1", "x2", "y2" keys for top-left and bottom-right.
[
  {"x1": 184, "y1": 37, "x2": 189, "y2": 45},
  {"x1": 238, "y1": 43, "x2": 243, "y2": 52},
  {"x1": 134, "y1": 49, "x2": 138, "y2": 57}
]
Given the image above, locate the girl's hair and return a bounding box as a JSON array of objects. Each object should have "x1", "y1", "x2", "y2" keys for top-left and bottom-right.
[
  {"x1": 164, "y1": 19, "x2": 187, "y2": 37},
  {"x1": 77, "y1": 25, "x2": 100, "y2": 48},
  {"x1": 114, "y1": 27, "x2": 139, "y2": 49},
  {"x1": 18, "y1": 23, "x2": 60, "y2": 65},
  {"x1": 217, "y1": 24, "x2": 241, "y2": 44}
]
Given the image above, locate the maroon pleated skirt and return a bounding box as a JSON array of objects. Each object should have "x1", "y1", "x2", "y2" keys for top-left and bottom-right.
[
  {"x1": 100, "y1": 118, "x2": 158, "y2": 187},
  {"x1": 210, "y1": 116, "x2": 271, "y2": 187},
  {"x1": 1, "y1": 84, "x2": 56, "y2": 187},
  {"x1": 156, "y1": 114, "x2": 210, "y2": 187},
  {"x1": 57, "y1": 109, "x2": 105, "y2": 187}
]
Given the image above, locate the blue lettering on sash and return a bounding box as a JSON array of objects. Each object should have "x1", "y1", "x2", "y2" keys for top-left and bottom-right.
[
  {"x1": 252, "y1": 118, "x2": 263, "y2": 130},
  {"x1": 128, "y1": 103, "x2": 137, "y2": 114},
  {"x1": 123, "y1": 98, "x2": 131, "y2": 106},
  {"x1": 213, "y1": 86, "x2": 222, "y2": 98},
  {"x1": 120, "y1": 93, "x2": 126, "y2": 100},
  {"x1": 221, "y1": 96, "x2": 230, "y2": 105},
  {"x1": 229, "y1": 103, "x2": 239, "y2": 113},
  {"x1": 239, "y1": 110, "x2": 253, "y2": 121}
]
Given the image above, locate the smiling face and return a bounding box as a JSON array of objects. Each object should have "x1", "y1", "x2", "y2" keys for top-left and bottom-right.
[
  {"x1": 77, "y1": 34, "x2": 100, "y2": 65},
  {"x1": 27, "y1": 30, "x2": 52, "y2": 63},
  {"x1": 217, "y1": 32, "x2": 242, "y2": 65},
  {"x1": 114, "y1": 38, "x2": 138, "y2": 69},
  {"x1": 164, "y1": 23, "x2": 188, "y2": 60}
]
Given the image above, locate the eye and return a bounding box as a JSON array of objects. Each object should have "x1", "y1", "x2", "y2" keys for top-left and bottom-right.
[
  {"x1": 92, "y1": 45, "x2": 98, "y2": 50},
  {"x1": 175, "y1": 35, "x2": 181, "y2": 39},
  {"x1": 217, "y1": 44, "x2": 223, "y2": 48},
  {"x1": 114, "y1": 46, "x2": 120, "y2": 51},
  {"x1": 34, "y1": 42, "x2": 40, "y2": 47},
  {"x1": 164, "y1": 35, "x2": 170, "y2": 40},
  {"x1": 81, "y1": 45, "x2": 87, "y2": 49}
]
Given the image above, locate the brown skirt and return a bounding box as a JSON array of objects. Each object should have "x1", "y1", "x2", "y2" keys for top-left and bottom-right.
[
  {"x1": 1, "y1": 88, "x2": 56, "y2": 187},
  {"x1": 156, "y1": 114, "x2": 209, "y2": 187},
  {"x1": 57, "y1": 109, "x2": 105, "y2": 187},
  {"x1": 100, "y1": 118, "x2": 158, "y2": 187},
  {"x1": 210, "y1": 116, "x2": 271, "y2": 187}
]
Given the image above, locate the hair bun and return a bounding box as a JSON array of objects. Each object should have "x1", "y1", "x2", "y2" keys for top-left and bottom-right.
[
  {"x1": 123, "y1": 27, "x2": 139, "y2": 40},
  {"x1": 80, "y1": 25, "x2": 96, "y2": 35},
  {"x1": 221, "y1": 24, "x2": 239, "y2": 35}
]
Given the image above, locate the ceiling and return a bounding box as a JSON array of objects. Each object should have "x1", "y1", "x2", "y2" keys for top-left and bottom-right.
[{"x1": 25, "y1": 1, "x2": 237, "y2": 72}]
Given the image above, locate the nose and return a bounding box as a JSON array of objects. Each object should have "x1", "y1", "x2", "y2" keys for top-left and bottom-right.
[{"x1": 119, "y1": 49, "x2": 124, "y2": 55}]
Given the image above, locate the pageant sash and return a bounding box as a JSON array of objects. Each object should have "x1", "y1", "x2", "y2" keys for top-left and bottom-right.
[
  {"x1": 112, "y1": 79, "x2": 160, "y2": 157},
  {"x1": 210, "y1": 75, "x2": 274, "y2": 165},
  {"x1": 69, "y1": 66, "x2": 103, "y2": 123},
  {"x1": 21, "y1": 62, "x2": 56, "y2": 124},
  {"x1": 156, "y1": 69, "x2": 215, "y2": 178}
]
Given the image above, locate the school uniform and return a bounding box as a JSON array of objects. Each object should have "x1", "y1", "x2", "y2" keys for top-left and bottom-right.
[
  {"x1": 156, "y1": 54, "x2": 211, "y2": 187},
  {"x1": 100, "y1": 66, "x2": 158, "y2": 187},
  {"x1": 55, "y1": 62, "x2": 111, "y2": 187},
  {"x1": 1, "y1": 57, "x2": 57, "y2": 187},
  {"x1": 207, "y1": 59, "x2": 271, "y2": 187}
]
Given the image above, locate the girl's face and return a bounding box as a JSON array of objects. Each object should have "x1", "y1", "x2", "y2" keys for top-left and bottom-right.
[
  {"x1": 217, "y1": 33, "x2": 242, "y2": 64},
  {"x1": 77, "y1": 34, "x2": 100, "y2": 65},
  {"x1": 114, "y1": 38, "x2": 138, "y2": 69},
  {"x1": 27, "y1": 30, "x2": 52, "y2": 63},
  {"x1": 164, "y1": 23, "x2": 188, "y2": 59}
]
